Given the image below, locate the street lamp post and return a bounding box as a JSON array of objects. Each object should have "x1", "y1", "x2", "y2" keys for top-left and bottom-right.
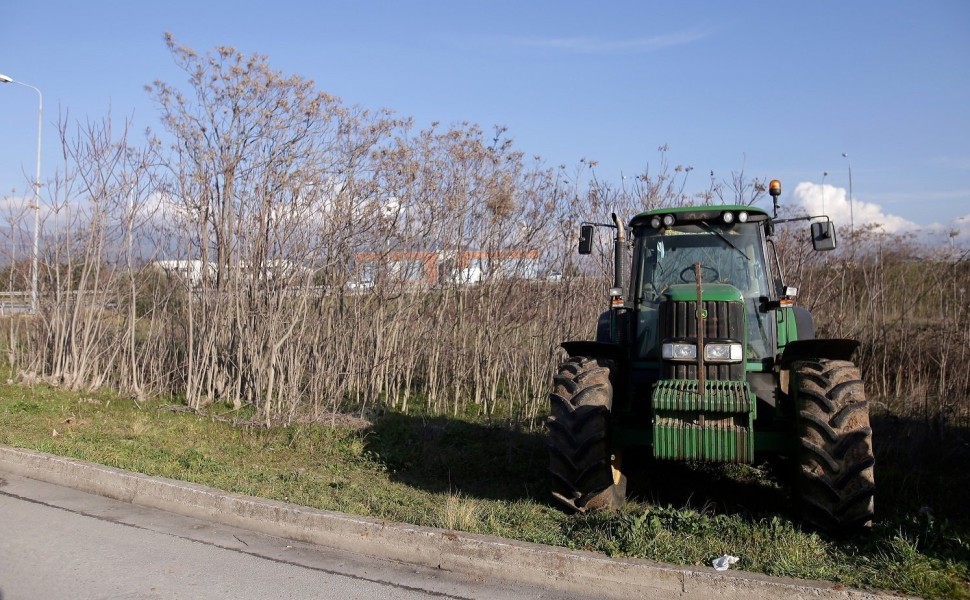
[
  {"x1": 822, "y1": 171, "x2": 828, "y2": 213},
  {"x1": 842, "y1": 152, "x2": 853, "y2": 231},
  {"x1": 0, "y1": 73, "x2": 42, "y2": 313}
]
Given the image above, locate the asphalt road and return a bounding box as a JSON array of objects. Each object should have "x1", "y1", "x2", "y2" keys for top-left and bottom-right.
[{"x1": 0, "y1": 472, "x2": 557, "y2": 600}]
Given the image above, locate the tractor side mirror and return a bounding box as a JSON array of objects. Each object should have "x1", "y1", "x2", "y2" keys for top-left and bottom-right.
[
  {"x1": 578, "y1": 224, "x2": 594, "y2": 254},
  {"x1": 810, "y1": 221, "x2": 838, "y2": 251}
]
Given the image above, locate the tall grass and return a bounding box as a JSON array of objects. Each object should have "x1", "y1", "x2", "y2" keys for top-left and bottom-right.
[{"x1": 787, "y1": 227, "x2": 970, "y2": 425}]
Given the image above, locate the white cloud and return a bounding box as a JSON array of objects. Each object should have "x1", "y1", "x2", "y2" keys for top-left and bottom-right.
[
  {"x1": 791, "y1": 181, "x2": 918, "y2": 233},
  {"x1": 933, "y1": 213, "x2": 970, "y2": 241},
  {"x1": 381, "y1": 196, "x2": 401, "y2": 219},
  {"x1": 0, "y1": 194, "x2": 31, "y2": 219},
  {"x1": 0, "y1": 193, "x2": 63, "y2": 232},
  {"x1": 790, "y1": 182, "x2": 970, "y2": 246}
]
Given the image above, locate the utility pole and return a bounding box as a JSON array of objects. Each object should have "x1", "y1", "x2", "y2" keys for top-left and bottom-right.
[
  {"x1": 842, "y1": 153, "x2": 854, "y2": 231},
  {"x1": 0, "y1": 73, "x2": 43, "y2": 313}
]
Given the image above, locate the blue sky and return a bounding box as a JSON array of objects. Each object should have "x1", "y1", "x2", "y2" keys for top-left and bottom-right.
[{"x1": 1, "y1": 1, "x2": 968, "y2": 236}]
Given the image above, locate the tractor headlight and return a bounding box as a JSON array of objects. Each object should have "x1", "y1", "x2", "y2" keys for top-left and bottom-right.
[
  {"x1": 650, "y1": 216, "x2": 662, "y2": 229},
  {"x1": 662, "y1": 342, "x2": 743, "y2": 362},
  {"x1": 704, "y1": 343, "x2": 743, "y2": 362},
  {"x1": 662, "y1": 342, "x2": 696, "y2": 360}
]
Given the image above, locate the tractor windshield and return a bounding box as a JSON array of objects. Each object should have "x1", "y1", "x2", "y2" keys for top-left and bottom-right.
[{"x1": 632, "y1": 221, "x2": 773, "y2": 360}]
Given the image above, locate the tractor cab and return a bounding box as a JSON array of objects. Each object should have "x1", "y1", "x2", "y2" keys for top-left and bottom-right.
[{"x1": 627, "y1": 206, "x2": 777, "y2": 366}]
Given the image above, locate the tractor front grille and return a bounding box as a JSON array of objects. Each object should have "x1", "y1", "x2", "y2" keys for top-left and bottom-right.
[{"x1": 660, "y1": 299, "x2": 744, "y2": 381}]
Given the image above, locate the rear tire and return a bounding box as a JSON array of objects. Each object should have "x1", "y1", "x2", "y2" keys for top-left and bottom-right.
[
  {"x1": 792, "y1": 359, "x2": 875, "y2": 533},
  {"x1": 547, "y1": 356, "x2": 626, "y2": 513}
]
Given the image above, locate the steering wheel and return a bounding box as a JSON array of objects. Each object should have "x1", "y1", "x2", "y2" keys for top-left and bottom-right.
[{"x1": 680, "y1": 265, "x2": 720, "y2": 283}]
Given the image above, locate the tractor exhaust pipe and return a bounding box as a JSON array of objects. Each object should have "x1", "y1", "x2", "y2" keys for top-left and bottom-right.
[
  {"x1": 608, "y1": 213, "x2": 628, "y2": 345},
  {"x1": 611, "y1": 213, "x2": 625, "y2": 291}
]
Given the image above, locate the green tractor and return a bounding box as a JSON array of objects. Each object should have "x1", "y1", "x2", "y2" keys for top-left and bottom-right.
[{"x1": 547, "y1": 180, "x2": 875, "y2": 532}]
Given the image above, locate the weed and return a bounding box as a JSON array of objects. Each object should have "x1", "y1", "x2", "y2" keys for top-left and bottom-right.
[{"x1": 438, "y1": 493, "x2": 482, "y2": 532}]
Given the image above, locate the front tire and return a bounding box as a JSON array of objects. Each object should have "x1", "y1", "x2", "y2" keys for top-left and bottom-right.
[
  {"x1": 792, "y1": 359, "x2": 875, "y2": 533},
  {"x1": 547, "y1": 356, "x2": 626, "y2": 513}
]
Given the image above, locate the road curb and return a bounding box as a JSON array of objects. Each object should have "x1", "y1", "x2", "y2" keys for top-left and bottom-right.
[{"x1": 0, "y1": 445, "x2": 900, "y2": 599}]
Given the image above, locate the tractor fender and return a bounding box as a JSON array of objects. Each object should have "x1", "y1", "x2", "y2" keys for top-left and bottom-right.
[
  {"x1": 778, "y1": 338, "x2": 860, "y2": 369},
  {"x1": 595, "y1": 311, "x2": 611, "y2": 342},
  {"x1": 793, "y1": 306, "x2": 815, "y2": 340},
  {"x1": 560, "y1": 340, "x2": 627, "y2": 363}
]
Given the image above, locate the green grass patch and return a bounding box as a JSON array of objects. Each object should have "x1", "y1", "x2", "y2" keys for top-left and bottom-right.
[{"x1": 0, "y1": 381, "x2": 967, "y2": 598}]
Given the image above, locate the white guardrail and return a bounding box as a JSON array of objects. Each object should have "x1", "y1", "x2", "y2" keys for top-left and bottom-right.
[{"x1": 0, "y1": 291, "x2": 31, "y2": 314}]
